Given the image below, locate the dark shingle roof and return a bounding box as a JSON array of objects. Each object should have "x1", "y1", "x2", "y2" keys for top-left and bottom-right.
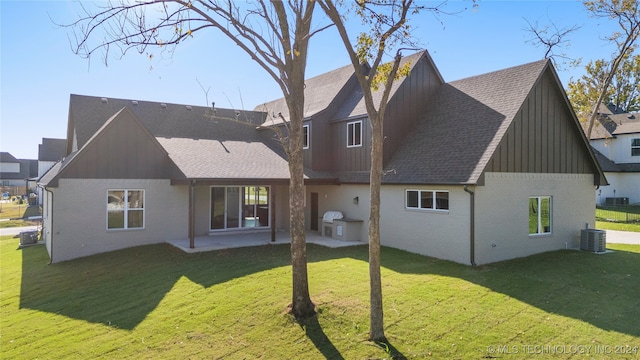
[
  {"x1": 38, "y1": 138, "x2": 66, "y2": 162},
  {"x1": 157, "y1": 136, "x2": 291, "y2": 179},
  {"x1": 381, "y1": 59, "x2": 549, "y2": 185},
  {"x1": 0, "y1": 152, "x2": 19, "y2": 163},
  {"x1": 69, "y1": 95, "x2": 267, "y2": 151},
  {"x1": 588, "y1": 104, "x2": 640, "y2": 139},
  {"x1": 255, "y1": 63, "x2": 355, "y2": 125},
  {"x1": 67, "y1": 95, "x2": 326, "y2": 181},
  {"x1": 0, "y1": 158, "x2": 37, "y2": 180},
  {"x1": 591, "y1": 147, "x2": 640, "y2": 172}
]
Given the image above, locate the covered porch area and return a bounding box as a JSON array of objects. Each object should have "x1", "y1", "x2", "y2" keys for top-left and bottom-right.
[{"x1": 167, "y1": 230, "x2": 365, "y2": 253}]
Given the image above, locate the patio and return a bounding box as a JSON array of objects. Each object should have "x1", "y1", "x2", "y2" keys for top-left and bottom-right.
[{"x1": 167, "y1": 230, "x2": 366, "y2": 253}]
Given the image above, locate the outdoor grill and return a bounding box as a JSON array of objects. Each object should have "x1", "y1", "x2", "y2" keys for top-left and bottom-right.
[
  {"x1": 322, "y1": 211, "x2": 343, "y2": 237},
  {"x1": 322, "y1": 210, "x2": 344, "y2": 224}
]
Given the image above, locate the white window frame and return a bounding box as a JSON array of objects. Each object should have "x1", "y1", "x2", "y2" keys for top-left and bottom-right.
[
  {"x1": 631, "y1": 138, "x2": 640, "y2": 157},
  {"x1": 347, "y1": 120, "x2": 363, "y2": 148},
  {"x1": 529, "y1": 196, "x2": 552, "y2": 236},
  {"x1": 405, "y1": 189, "x2": 449, "y2": 211},
  {"x1": 107, "y1": 189, "x2": 145, "y2": 230},
  {"x1": 303, "y1": 124, "x2": 310, "y2": 149}
]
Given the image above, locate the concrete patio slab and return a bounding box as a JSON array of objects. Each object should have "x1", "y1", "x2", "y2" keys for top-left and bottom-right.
[{"x1": 167, "y1": 230, "x2": 366, "y2": 253}]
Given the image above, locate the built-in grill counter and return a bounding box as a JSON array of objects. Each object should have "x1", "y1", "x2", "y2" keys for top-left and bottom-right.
[{"x1": 321, "y1": 211, "x2": 362, "y2": 242}]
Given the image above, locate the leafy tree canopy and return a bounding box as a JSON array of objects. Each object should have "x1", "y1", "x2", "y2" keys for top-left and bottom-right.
[{"x1": 568, "y1": 52, "x2": 640, "y2": 122}]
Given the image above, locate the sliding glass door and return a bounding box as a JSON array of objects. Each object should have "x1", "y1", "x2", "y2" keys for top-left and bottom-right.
[{"x1": 210, "y1": 186, "x2": 270, "y2": 230}]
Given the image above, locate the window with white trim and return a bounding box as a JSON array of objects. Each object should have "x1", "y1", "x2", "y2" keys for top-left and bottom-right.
[
  {"x1": 632, "y1": 138, "x2": 640, "y2": 156},
  {"x1": 347, "y1": 120, "x2": 362, "y2": 147},
  {"x1": 529, "y1": 196, "x2": 551, "y2": 235},
  {"x1": 303, "y1": 124, "x2": 310, "y2": 149},
  {"x1": 406, "y1": 190, "x2": 449, "y2": 211},
  {"x1": 107, "y1": 189, "x2": 145, "y2": 230}
]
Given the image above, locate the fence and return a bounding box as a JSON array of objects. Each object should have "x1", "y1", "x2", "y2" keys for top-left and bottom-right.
[{"x1": 596, "y1": 205, "x2": 640, "y2": 223}]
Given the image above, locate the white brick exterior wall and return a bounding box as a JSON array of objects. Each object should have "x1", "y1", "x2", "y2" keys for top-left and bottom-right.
[
  {"x1": 306, "y1": 184, "x2": 370, "y2": 242},
  {"x1": 474, "y1": 173, "x2": 595, "y2": 264},
  {"x1": 380, "y1": 185, "x2": 471, "y2": 264},
  {"x1": 48, "y1": 179, "x2": 187, "y2": 263},
  {"x1": 310, "y1": 174, "x2": 596, "y2": 266}
]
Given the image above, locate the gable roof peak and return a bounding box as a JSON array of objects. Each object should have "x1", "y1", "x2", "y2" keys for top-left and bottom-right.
[{"x1": 449, "y1": 58, "x2": 549, "y2": 85}]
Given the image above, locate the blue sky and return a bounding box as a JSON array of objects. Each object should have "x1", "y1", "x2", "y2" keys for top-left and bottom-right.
[{"x1": 0, "y1": 0, "x2": 624, "y2": 159}]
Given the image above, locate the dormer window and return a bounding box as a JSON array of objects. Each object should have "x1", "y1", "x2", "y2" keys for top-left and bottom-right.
[
  {"x1": 347, "y1": 120, "x2": 362, "y2": 148},
  {"x1": 303, "y1": 124, "x2": 309, "y2": 149},
  {"x1": 632, "y1": 138, "x2": 640, "y2": 156}
]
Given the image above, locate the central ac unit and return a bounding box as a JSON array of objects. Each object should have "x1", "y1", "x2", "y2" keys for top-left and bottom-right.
[{"x1": 580, "y1": 229, "x2": 606, "y2": 253}]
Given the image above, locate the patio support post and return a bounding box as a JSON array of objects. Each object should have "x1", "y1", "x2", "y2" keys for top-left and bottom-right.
[
  {"x1": 271, "y1": 185, "x2": 276, "y2": 242},
  {"x1": 189, "y1": 180, "x2": 195, "y2": 249},
  {"x1": 464, "y1": 185, "x2": 476, "y2": 266}
]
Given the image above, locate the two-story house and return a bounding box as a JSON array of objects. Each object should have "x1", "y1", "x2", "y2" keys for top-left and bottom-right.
[
  {"x1": 589, "y1": 105, "x2": 640, "y2": 205},
  {"x1": 36, "y1": 138, "x2": 66, "y2": 205},
  {"x1": 39, "y1": 50, "x2": 605, "y2": 265},
  {"x1": 0, "y1": 152, "x2": 37, "y2": 197}
]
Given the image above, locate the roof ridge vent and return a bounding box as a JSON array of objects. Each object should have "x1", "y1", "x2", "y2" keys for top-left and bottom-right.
[
  {"x1": 160, "y1": 103, "x2": 167, "y2": 109},
  {"x1": 132, "y1": 100, "x2": 138, "y2": 106},
  {"x1": 186, "y1": 105, "x2": 192, "y2": 111},
  {"x1": 100, "y1": 97, "x2": 108, "y2": 104}
]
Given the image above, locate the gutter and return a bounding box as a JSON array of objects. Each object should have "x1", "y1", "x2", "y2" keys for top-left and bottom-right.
[{"x1": 463, "y1": 185, "x2": 476, "y2": 267}]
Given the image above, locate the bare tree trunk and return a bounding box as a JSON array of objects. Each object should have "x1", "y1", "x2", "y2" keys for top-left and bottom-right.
[
  {"x1": 368, "y1": 116, "x2": 385, "y2": 341},
  {"x1": 288, "y1": 113, "x2": 315, "y2": 318},
  {"x1": 64, "y1": 0, "x2": 321, "y2": 321}
]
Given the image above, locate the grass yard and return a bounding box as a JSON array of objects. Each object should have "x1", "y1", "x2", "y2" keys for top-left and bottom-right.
[
  {"x1": 596, "y1": 205, "x2": 640, "y2": 232},
  {"x1": 596, "y1": 221, "x2": 640, "y2": 232},
  {"x1": 0, "y1": 202, "x2": 41, "y2": 228},
  {"x1": 1, "y1": 236, "x2": 639, "y2": 359}
]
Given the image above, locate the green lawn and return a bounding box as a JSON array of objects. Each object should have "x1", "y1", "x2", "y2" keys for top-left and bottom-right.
[
  {"x1": 596, "y1": 220, "x2": 640, "y2": 232},
  {"x1": 0, "y1": 202, "x2": 41, "y2": 228},
  {"x1": 596, "y1": 205, "x2": 640, "y2": 233},
  {"x1": 1, "y1": 236, "x2": 639, "y2": 359}
]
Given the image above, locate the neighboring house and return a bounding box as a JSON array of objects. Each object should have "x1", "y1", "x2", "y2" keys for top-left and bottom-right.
[
  {"x1": 0, "y1": 152, "x2": 37, "y2": 196},
  {"x1": 587, "y1": 105, "x2": 640, "y2": 205},
  {"x1": 36, "y1": 138, "x2": 66, "y2": 205},
  {"x1": 40, "y1": 50, "x2": 606, "y2": 265}
]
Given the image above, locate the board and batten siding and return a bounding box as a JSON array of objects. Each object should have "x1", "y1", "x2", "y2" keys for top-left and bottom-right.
[
  {"x1": 327, "y1": 118, "x2": 372, "y2": 171},
  {"x1": 48, "y1": 179, "x2": 187, "y2": 263},
  {"x1": 474, "y1": 172, "x2": 595, "y2": 265},
  {"x1": 382, "y1": 56, "x2": 443, "y2": 166},
  {"x1": 484, "y1": 70, "x2": 600, "y2": 182},
  {"x1": 51, "y1": 107, "x2": 183, "y2": 187},
  {"x1": 306, "y1": 75, "x2": 361, "y2": 171},
  {"x1": 317, "y1": 53, "x2": 443, "y2": 173}
]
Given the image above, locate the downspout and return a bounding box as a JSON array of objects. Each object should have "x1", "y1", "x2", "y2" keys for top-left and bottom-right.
[
  {"x1": 43, "y1": 186, "x2": 54, "y2": 265},
  {"x1": 189, "y1": 180, "x2": 195, "y2": 249},
  {"x1": 463, "y1": 185, "x2": 476, "y2": 267}
]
